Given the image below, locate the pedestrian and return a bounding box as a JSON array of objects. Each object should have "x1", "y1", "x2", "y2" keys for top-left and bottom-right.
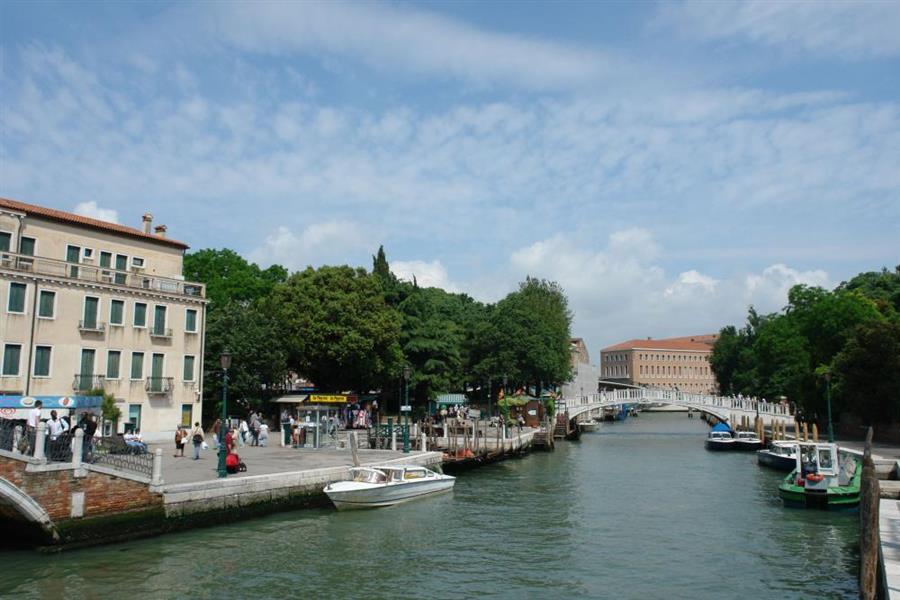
[
  {"x1": 212, "y1": 418, "x2": 221, "y2": 449},
  {"x1": 258, "y1": 422, "x2": 269, "y2": 447},
  {"x1": 239, "y1": 419, "x2": 249, "y2": 445},
  {"x1": 191, "y1": 422, "x2": 204, "y2": 460},
  {"x1": 82, "y1": 413, "x2": 97, "y2": 462},
  {"x1": 250, "y1": 413, "x2": 260, "y2": 446},
  {"x1": 174, "y1": 425, "x2": 187, "y2": 457}
]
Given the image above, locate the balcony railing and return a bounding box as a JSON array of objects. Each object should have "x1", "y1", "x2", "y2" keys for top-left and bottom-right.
[
  {"x1": 78, "y1": 320, "x2": 106, "y2": 334},
  {"x1": 0, "y1": 250, "x2": 205, "y2": 299},
  {"x1": 145, "y1": 377, "x2": 174, "y2": 395},
  {"x1": 149, "y1": 327, "x2": 173, "y2": 339},
  {"x1": 73, "y1": 374, "x2": 105, "y2": 392}
]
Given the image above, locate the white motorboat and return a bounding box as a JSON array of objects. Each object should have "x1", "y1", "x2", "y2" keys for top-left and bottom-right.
[
  {"x1": 324, "y1": 465, "x2": 455, "y2": 510},
  {"x1": 757, "y1": 441, "x2": 799, "y2": 471},
  {"x1": 733, "y1": 430, "x2": 764, "y2": 451}
]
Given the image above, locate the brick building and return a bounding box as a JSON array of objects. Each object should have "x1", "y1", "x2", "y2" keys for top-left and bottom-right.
[{"x1": 599, "y1": 334, "x2": 719, "y2": 394}]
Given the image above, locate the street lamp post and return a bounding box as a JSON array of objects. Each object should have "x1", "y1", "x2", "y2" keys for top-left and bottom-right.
[
  {"x1": 825, "y1": 371, "x2": 834, "y2": 443},
  {"x1": 402, "y1": 365, "x2": 411, "y2": 453},
  {"x1": 217, "y1": 350, "x2": 232, "y2": 479},
  {"x1": 488, "y1": 376, "x2": 492, "y2": 417}
]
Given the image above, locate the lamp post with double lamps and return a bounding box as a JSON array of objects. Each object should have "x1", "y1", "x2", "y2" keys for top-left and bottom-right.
[
  {"x1": 402, "y1": 365, "x2": 411, "y2": 453},
  {"x1": 217, "y1": 350, "x2": 232, "y2": 479}
]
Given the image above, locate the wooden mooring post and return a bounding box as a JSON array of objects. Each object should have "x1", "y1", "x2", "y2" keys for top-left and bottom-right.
[{"x1": 860, "y1": 426, "x2": 880, "y2": 600}]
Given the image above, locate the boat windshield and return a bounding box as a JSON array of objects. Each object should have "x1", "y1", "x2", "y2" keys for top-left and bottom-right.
[{"x1": 351, "y1": 469, "x2": 387, "y2": 483}]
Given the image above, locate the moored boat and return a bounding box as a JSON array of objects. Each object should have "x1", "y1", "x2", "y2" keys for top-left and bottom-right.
[
  {"x1": 733, "y1": 430, "x2": 764, "y2": 451},
  {"x1": 324, "y1": 465, "x2": 455, "y2": 510},
  {"x1": 778, "y1": 443, "x2": 860, "y2": 510},
  {"x1": 705, "y1": 423, "x2": 735, "y2": 451},
  {"x1": 757, "y1": 441, "x2": 799, "y2": 471}
]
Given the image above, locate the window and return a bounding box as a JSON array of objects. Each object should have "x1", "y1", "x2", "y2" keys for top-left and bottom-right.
[
  {"x1": 2, "y1": 344, "x2": 22, "y2": 376},
  {"x1": 82, "y1": 248, "x2": 94, "y2": 260},
  {"x1": 110, "y1": 299, "x2": 125, "y2": 326},
  {"x1": 66, "y1": 245, "x2": 81, "y2": 277},
  {"x1": 183, "y1": 355, "x2": 195, "y2": 381},
  {"x1": 33, "y1": 346, "x2": 52, "y2": 377},
  {"x1": 18, "y1": 236, "x2": 35, "y2": 256},
  {"x1": 181, "y1": 404, "x2": 193, "y2": 427},
  {"x1": 131, "y1": 256, "x2": 145, "y2": 269},
  {"x1": 114, "y1": 254, "x2": 128, "y2": 284},
  {"x1": 7, "y1": 282, "x2": 26, "y2": 313},
  {"x1": 134, "y1": 302, "x2": 147, "y2": 327},
  {"x1": 130, "y1": 352, "x2": 144, "y2": 380},
  {"x1": 0, "y1": 231, "x2": 10, "y2": 251},
  {"x1": 38, "y1": 290, "x2": 56, "y2": 318},
  {"x1": 153, "y1": 305, "x2": 167, "y2": 335},
  {"x1": 185, "y1": 308, "x2": 198, "y2": 333},
  {"x1": 82, "y1": 295, "x2": 100, "y2": 329},
  {"x1": 107, "y1": 350, "x2": 121, "y2": 379},
  {"x1": 128, "y1": 404, "x2": 142, "y2": 433}
]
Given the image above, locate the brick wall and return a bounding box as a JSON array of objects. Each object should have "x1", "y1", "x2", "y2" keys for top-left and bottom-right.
[{"x1": 0, "y1": 456, "x2": 161, "y2": 522}]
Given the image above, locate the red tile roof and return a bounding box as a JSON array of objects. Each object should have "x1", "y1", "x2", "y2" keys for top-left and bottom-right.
[
  {"x1": 601, "y1": 334, "x2": 718, "y2": 352},
  {"x1": 0, "y1": 196, "x2": 189, "y2": 250}
]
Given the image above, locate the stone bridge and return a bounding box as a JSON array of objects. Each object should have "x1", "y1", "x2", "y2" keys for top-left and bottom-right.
[{"x1": 561, "y1": 388, "x2": 794, "y2": 429}]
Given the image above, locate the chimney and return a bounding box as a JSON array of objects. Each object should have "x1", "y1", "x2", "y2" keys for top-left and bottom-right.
[
  {"x1": 142, "y1": 213, "x2": 153, "y2": 234},
  {"x1": 154, "y1": 224, "x2": 167, "y2": 238}
]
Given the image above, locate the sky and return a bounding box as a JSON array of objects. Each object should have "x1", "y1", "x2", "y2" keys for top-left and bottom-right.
[{"x1": 1, "y1": 0, "x2": 898, "y2": 359}]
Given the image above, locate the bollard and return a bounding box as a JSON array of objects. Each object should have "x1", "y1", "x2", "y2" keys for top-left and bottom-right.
[
  {"x1": 34, "y1": 422, "x2": 47, "y2": 461},
  {"x1": 72, "y1": 429, "x2": 84, "y2": 470},
  {"x1": 391, "y1": 428, "x2": 397, "y2": 452},
  {"x1": 349, "y1": 432, "x2": 360, "y2": 467},
  {"x1": 802, "y1": 422, "x2": 808, "y2": 442},
  {"x1": 794, "y1": 420, "x2": 800, "y2": 441},
  {"x1": 421, "y1": 432, "x2": 427, "y2": 452},
  {"x1": 812, "y1": 423, "x2": 819, "y2": 443},
  {"x1": 860, "y1": 427, "x2": 880, "y2": 600},
  {"x1": 151, "y1": 448, "x2": 163, "y2": 486}
]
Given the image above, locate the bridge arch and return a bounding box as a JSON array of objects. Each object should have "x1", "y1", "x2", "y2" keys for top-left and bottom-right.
[{"x1": 0, "y1": 476, "x2": 59, "y2": 546}]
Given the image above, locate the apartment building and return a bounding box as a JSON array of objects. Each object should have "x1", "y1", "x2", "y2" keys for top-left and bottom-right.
[
  {"x1": 0, "y1": 197, "x2": 207, "y2": 441},
  {"x1": 599, "y1": 334, "x2": 719, "y2": 394}
]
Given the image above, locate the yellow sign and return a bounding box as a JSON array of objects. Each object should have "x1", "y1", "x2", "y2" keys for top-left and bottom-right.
[{"x1": 308, "y1": 394, "x2": 347, "y2": 404}]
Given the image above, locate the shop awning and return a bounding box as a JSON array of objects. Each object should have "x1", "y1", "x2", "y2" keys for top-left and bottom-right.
[
  {"x1": 0, "y1": 395, "x2": 102, "y2": 420},
  {"x1": 274, "y1": 395, "x2": 309, "y2": 404}
]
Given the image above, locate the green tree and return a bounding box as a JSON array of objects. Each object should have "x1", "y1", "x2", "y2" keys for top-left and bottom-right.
[
  {"x1": 833, "y1": 320, "x2": 900, "y2": 424},
  {"x1": 202, "y1": 302, "x2": 289, "y2": 420},
  {"x1": 269, "y1": 265, "x2": 403, "y2": 392},
  {"x1": 838, "y1": 266, "x2": 900, "y2": 316},
  {"x1": 184, "y1": 248, "x2": 287, "y2": 309}
]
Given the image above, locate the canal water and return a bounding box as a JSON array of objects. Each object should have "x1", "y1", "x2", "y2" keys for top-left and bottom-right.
[{"x1": 0, "y1": 413, "x2": 858, "y2": 599}]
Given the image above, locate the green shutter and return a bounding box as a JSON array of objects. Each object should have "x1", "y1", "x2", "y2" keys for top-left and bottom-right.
[
  {"x1": 7, "y1": 283, "x2": 26, "y2": 312},
  {"x1": 0, "y1": 231, "x2": 10, "y2": 252},
  {"x1": 186, "y1": 309, "x2": 197, "y2": 332},
  {"x1": 2, "y1": 344, "x2": 21, "y2": 376},
  {"x1": 34, "y1": 346, "x2": 51, "y2": 377},
  {"x1": 18, "y1": 237, "x2": 35, "y2": 256},
  {"x1": 83, "y1": 297, "x2": 98, "y2": 328},
  {"x1": 183, "y1": 355, "x2": 195, "y2": 381},
  {"x1": 131, "y1": 353, "x2": 143, "y2": 379},
  {"x1": 99, "y1": 251, "x2": 111, "y2": 268},
  {"x1": 38, "y1": 291, "x2": 55, "y2": 318},
  {"x1": 107, "y1": 351, "x2": 120, "y2": 379},
  {"x1": 134, "y1": 303, "x2": 147, "y2": 327},
  {"x1": 110, "y1": 300, "x2": 124, "y2": 325},
  {"x1": 153, "y1": 305, "x2": 166, "y2": 334},
  {"x1": 114, "y1": 254, "x2": 127, "y2": 284}
]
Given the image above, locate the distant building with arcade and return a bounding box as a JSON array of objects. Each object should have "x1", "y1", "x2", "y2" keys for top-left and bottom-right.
[{"x1": 599, "y1": 334, "x2": 719, "y2": 394}]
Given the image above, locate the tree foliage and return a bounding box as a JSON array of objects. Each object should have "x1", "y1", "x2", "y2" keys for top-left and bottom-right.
[{"x1": 184, "y1": 248, "x2": 287, "y2": 309}]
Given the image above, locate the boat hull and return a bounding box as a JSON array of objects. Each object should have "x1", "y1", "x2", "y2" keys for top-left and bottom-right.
[
  {"x1": 757, "y1": 450, "x2": 796, "y2": 471},
  {"x1": 326, "y1": 478, "x2": 455, "y2": 510},
  {"x1": 733, "y1": 440, "x2": 764, "y2": 451},
  {"x1": 705, "y1": 439, "x2": 735, "y2": 451},
  {"x1": 778, "y1": 469, "x2": 861, "y2": 510}
]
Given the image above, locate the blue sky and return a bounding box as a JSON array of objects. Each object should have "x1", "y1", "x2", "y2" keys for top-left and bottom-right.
[{"x1": 2, "y1": 0, "x2": 898, "y2": 357}]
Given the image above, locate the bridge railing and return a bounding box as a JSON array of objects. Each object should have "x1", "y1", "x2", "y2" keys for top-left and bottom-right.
[{"x1": 560, "y1": 389, "x2": 793, "y2": 420}]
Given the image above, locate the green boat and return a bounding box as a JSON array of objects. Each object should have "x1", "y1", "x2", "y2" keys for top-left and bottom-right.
[{"x1": 778, "y1": 442, "x2": 861, "y2": 510}]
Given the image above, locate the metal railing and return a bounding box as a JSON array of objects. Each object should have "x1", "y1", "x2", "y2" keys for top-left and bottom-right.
[
  {"x1": 0, "y1": 249, "x2": 205, "y2": 298},
  {"x1": 78, "y1": 319, "x2": 106, "y2": 333},
  {"x1": 46, "y1": 429, "x2": 74, "y2": 462},
  {"x1": 73, "y1": 374, "x2": 105, "y2": 391},
  {"x1": 0, "y1": 418, "x2": 33, "y2": 455},
  {"x1": 91, "y1": 436, "x2": 153, "y2": 478},
  {"x1": 145, "y1": 376, "x2": 174, "y2": 394}
]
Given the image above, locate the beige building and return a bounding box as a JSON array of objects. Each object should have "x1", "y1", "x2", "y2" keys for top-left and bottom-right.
[
  {"x1": 599, "y1": 334, "x2": 719, "y2": 394},
  {"x1": 0, "y1": 197, "x2": 207, "y2": 441}
]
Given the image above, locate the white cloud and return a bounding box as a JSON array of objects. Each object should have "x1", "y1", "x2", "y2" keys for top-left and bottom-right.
[
  {"x1": 73, "y1": 200, "x2": 119, "y2": 223},
  {"x1": 203, "y1": 1, "x2": 616, "y2": 90},
  {"x1": 655, "y1": 0, "x2": 900, "y2": 60},
  {"x1": 249, "y1": 222, "x2": 372, "y2": 271},
  {"x1": 391, "y1": 260, "x2": 458, "y2": 292}
]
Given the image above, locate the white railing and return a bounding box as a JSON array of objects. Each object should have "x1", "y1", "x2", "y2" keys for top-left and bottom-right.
[{"x1": 562, "y1": 388, "x2": 793, "y2": 422}]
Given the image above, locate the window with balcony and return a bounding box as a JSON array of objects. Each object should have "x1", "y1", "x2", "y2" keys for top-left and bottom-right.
[
  {"x1": 2, "y1": 344, "x2": 22, "y2": 376},
  {"x1": 80, "y1": 295, "x2": 103, "y2": 332},
  {"x1": 107, "y1": 350, "x2": 121, "y2": 379},
  {"x1": 66, "y1": 245, "x2": 81, "y2": 278},
  {"x1": 131, "y1": 352, "x2": 144, "y2": 380},
  {"x1": 7, "y1": 282, "x2": 26, "y2": 313},
  {"x1": 75, "y1": 348, "x2": 99, "y2": 391},
  {"x1": 134, "y1": 302, "x2": 147, "y2": 328},
  {"x1": 110, "y1": 299, "x2": 125, "y2": 326},
  {"x1": 147, "y1": 353, "x2": 171, "y2": 394},
  {"x1": 185, "y1": 308, "x2": 198, "y2": 333},
  {"x1": 115, "y1": 254, "x2": 127, "y2": 284},
  {"x1": 33, "y1": 345, "x2": 52, "y2": 377},
  {"x1": 151, "y1": 305, "x2": 171, "y2": 338},
  {"x1": 99, "y1": 251, "x2": 112, "y2": 282},
  {"x1": 38, "y1": 290, "x2": 56, "y2": 318}
]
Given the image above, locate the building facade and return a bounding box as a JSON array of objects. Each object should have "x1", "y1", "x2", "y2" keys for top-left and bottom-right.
[
  {"x1": 561, "y1": 338, "x2": 599, "y2": 400},
  {"x1": 599, "y1": 334, "x2": 719, "y2": 394},
  {"x1": 0, "y1": 197, "x2": 207, "y2": 441}
]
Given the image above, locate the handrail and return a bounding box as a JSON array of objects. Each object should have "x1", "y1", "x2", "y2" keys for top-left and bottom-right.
[{"x1": 0, "y1": 250, "x2": 205, "y2": 299}]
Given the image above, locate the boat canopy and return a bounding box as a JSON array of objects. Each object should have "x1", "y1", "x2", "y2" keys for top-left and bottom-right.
[{"x1": 710, "y1": 423, "x2": 733, "y2": 433}]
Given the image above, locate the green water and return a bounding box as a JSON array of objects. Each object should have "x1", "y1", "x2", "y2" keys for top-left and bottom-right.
[{"x1": 0, "y1": 414, "x2": 858, "y2": 599}]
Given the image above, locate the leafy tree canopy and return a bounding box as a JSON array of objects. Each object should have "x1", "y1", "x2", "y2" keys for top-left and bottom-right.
[{"x1": 184, "y1": 248, "x2": 287, "y2": 309}]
